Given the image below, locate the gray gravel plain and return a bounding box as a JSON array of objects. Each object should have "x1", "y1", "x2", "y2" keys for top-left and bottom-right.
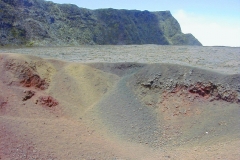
[{"x1": 0, "y1": 45, "x2": 240, "y2": 74}]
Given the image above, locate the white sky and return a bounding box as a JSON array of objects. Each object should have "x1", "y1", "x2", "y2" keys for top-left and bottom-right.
[{"x1": 173, "y1": 10, "x2": 240, "y2": 46}]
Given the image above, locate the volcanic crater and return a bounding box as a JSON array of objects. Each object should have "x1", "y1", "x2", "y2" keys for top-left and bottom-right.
[{"x1": 0, "y1": 45, "x2": 239, "y2": 160}]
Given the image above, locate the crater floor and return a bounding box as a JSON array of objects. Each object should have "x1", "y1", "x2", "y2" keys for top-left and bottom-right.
[{"x1": 0, "y1": 45, "x2": 239, "y2": 160}]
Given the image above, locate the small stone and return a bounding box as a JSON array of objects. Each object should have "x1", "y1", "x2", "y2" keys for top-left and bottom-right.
[{"x1": 22, "y1": 90, "x2": 35, "y2": 101}]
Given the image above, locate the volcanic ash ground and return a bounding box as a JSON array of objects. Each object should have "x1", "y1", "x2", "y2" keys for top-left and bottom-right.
[{"x1": 0, "y1": 46, "x2": 240, "y2": 160}]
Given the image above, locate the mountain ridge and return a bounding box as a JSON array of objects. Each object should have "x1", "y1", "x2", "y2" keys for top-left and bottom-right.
[{"x1": 0, "y1": 0, "x2": 202, "y2": 46}]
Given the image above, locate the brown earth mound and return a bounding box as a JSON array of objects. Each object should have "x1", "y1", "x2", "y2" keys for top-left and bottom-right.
[{"x1": 0, "y1": 53, "x2": 239, "y2": 160}]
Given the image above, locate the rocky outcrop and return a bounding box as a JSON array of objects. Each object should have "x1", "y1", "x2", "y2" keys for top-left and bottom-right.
[
  {"x1": 0, "y1": 0, "x2": 202, "y2": 46},
  {"x1": 132, "y1": 64, "x2": 240, "y2": 104},
  {"x1": 4, "y1": 58, "x2": 49, "y2": 90}
]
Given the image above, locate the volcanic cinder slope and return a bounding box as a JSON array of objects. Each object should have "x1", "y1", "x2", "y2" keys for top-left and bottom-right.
[{"x1": 0, "y1": 46, "x2": 240, "y2": 159}]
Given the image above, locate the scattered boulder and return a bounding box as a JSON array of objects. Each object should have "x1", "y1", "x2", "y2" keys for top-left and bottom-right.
[
  {"x1": 0, "y1": 96, "x2": 7, "y2": 108},
  {"x1": 22, "y1": 90, "x2": 35, "y2": 101},
  {"x1": 37, "y1": 96, "x2": 58, "y2": 107}
]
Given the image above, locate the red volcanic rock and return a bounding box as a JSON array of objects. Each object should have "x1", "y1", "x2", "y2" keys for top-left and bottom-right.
[
  {"x1": 4, "y1": 59, "x2": 49, "y2": 90},
  {"x1": 188, "y1": 82, "x2": 239, "y2": 103},
  {"x1": 188, "y1": 82, "x2": 215, "y2": 97},
  {"x1": 20, "y1": 74, "x2": 48, "y2": 90},
  {"x1": 37, "y1": 96, "x2": 58, "y2": 107}
]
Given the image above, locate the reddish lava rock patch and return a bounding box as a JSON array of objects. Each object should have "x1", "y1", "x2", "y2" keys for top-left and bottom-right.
[
  {"x1": 37, "y1": 96, "x2": 59, "y2": 107},
  {"x1": 20, "y1": 74, "x2": 48, "y2": 90},
  {"x1": 3, "y1": 58, "x2": 49, "y2": 90}
]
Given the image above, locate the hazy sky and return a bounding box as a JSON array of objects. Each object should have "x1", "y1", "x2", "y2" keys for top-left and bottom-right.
[{"x1": 50, "y1": 0, "x2": 240, "y2": 46}]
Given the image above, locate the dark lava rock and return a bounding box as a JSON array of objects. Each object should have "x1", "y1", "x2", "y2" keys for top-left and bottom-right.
[{"x1": 37, "y1": 96, "x2": 58, "y2": 107}]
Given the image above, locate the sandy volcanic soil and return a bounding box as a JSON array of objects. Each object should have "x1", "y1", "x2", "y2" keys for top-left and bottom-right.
[{"x1": 0, "y1": 45, "x2": 240, "y2": 160}]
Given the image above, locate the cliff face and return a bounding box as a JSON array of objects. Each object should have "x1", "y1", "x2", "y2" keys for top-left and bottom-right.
[{"x1": 0, "y1": 0, "x2": 202, "y2": 46}]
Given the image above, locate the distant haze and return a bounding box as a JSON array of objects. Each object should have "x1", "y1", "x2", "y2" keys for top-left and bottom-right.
[
  {"x1": 50, "y1": 0, "x2": 240, "y2": 47},
  {"x1": 173, "y1": 10, "x2": 240, "y2": 47}
]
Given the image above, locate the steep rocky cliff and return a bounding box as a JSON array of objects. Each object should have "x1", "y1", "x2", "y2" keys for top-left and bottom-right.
[{"x1": 0, "y1": 0, "x2": 202, "y2": 46}]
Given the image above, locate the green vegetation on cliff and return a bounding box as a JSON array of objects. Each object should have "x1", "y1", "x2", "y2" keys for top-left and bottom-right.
[{"x1": 0, "y1": 0, "x2": 202, "y2": 46}]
